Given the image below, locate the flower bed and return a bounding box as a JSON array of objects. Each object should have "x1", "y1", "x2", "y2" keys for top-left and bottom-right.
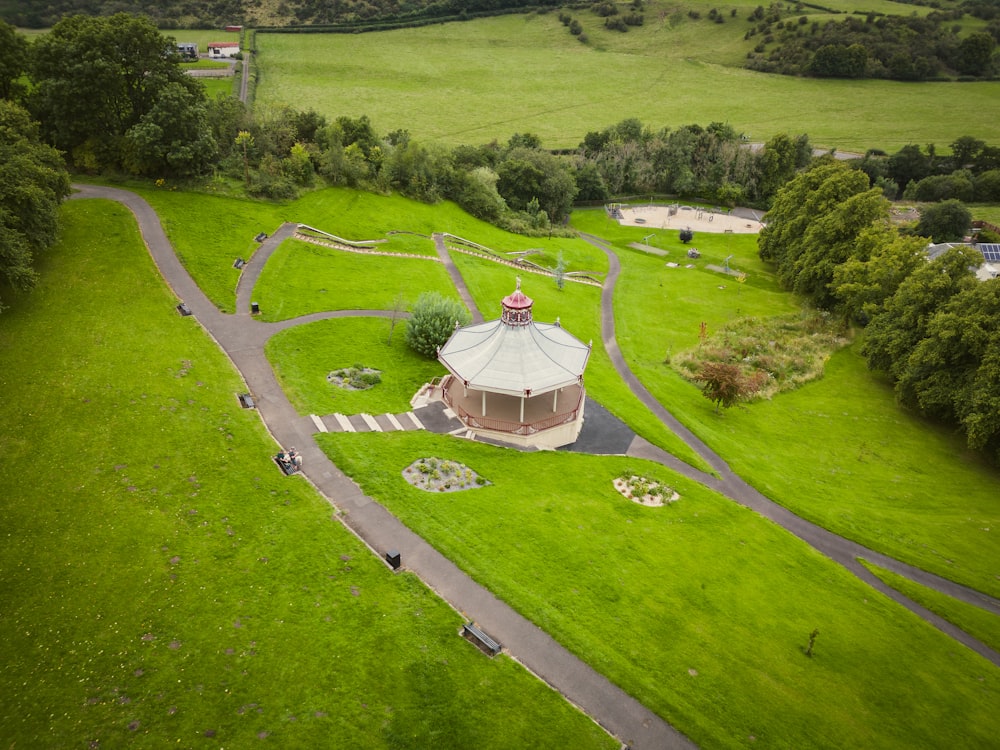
[
  {"x1": 612, "y1": 474, "x2": 679, "y2": 507},
  {"x1": 402, "y1": 457, "x2": 490, "y2": 493},
  {"x1": 327, "y1": 364, "x2": 381, "y2": 390}
]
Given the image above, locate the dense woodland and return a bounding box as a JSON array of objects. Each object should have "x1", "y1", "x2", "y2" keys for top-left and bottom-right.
[{"x1": 1, "y1": 13, "x2": 999, "y2": 459}]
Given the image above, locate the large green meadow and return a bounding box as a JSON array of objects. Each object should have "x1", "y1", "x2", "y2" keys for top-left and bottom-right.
[
  {"x1": 254, "y1": 11, "x2": 1000, "y2": 152},
  {"x1": 0, "y1": 200, "x2": 616, "y2": 749},
  {"x1": 569, "y1": 209, "x2": 1000, "y2": 597},
  {"x1": 320, "y1": 429, "x2": 1000, "y2": 749},
  {"x1": 11, "y1": 183, "x2": 996, "y2": 748}
]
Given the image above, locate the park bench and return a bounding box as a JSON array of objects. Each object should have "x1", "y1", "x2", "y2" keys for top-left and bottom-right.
[
  {"x1": 237, "y1": 393, "x2": 255, "y2": 409},
  {"x1": 461, "y1": 623, "x2": 501, "y2": 657},
  {"x1": 176, "y1": 302, "x2": 192, "y2": 316}
]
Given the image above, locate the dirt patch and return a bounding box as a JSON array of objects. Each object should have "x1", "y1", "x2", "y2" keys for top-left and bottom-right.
[
  {"x1": 402, "y1": 458, "x2": 490, "y2": 493},
  {"x1": 619, "y1": 205, "x2": 764, "y2": 234},
  {"x1": 613, "y1": 475, "x2": 679, "y2": 507}
]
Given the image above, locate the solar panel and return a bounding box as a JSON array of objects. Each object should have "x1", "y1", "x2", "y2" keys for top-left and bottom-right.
[{"x1": 980, "y1": 244, "x2": 1000, "y2": 263}]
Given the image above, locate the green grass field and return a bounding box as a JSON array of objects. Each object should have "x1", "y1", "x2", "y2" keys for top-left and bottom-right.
[
  {"x1": 0, "y1": 199, "x2": 617, "y2": 749},
  {"x1": 253, "y1": 12, "x2": 1000, "y2": 152},
  {"x1": 568, "y1": 208, "x2": 1000, "y2": 598},
  {"x1": 9, "y1": 181, "x2": 997, "y2": 748},
  {"x1": 319, "y1": 429, "x2": 1000, "y2": 749},
  {"x1": 265, "y1": 317, "x2": 445, "y2": 415}
]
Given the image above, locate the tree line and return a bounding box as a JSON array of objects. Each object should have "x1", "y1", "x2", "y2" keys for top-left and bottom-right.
[
  {"x1": 2, "y1": 0, "x2": 568, "y2": 29},
  {"x1": 759, "y1": 160, "x2": 1000, "y2": 460}
]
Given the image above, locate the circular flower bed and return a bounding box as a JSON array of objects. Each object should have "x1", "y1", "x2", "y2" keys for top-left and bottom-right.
[
  {"x1": 327, "y1": 364, "x2": 381, "y2": 390},
  {"x1": 402, "y1": 458, "x2": 490, "y2": 493},
  {"x1": 613, "y1": 474, "x2": 679, "y2": 507}
]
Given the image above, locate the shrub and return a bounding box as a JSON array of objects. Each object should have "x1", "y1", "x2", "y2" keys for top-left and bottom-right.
[{"x1": 405, "y1": 292, "x2": 472, "y2": 358}]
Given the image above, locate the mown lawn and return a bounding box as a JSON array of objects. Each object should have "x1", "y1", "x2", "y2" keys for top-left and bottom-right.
[
  {"x1": 318, "y1": 429, "x2": 1000, "y2": 750},
  {"x1": 0, "y1": 199, "x2": 617, "y2": 749},
  {"x1": 253, "y1": 238, "x2": 458, "y2": 321},
  {"x1": 576, "y1": 205, "x2": 1000, "y2": 598},
  {"x1": 863, "y1": 562, "x2": 1000, "y2": 654},
  {"x1": 253, "y1": 12, "x2": 1000, "y2": 152},
  {"x1": 265, "y1": 317, "x2": 444, "y2": 415}
]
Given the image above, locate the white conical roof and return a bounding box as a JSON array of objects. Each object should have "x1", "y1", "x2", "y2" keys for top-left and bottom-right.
[{"x1": 437, "y1": 280, "x2": 591, "y2": 397}]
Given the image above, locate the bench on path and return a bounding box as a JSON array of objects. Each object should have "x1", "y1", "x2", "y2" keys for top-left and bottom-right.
[
  {"x1": 462, "y1": 623, "x2": 501, "y2": 657},
  {"x1": 237, "y1": 392, "x2": 255, "y2": 409}
]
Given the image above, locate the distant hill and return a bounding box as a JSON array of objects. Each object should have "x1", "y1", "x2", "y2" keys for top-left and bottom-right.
[{"x1": 1, "y1": 0, "x2": 563, "y2": 29}]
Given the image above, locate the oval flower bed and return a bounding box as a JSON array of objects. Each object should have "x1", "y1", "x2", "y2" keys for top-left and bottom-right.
[
  {"x1": 613, "y1": 474, "x2": 679, "y2": 507},
  {"x1": 328, "y1": 364, "x2": 381, "y2": 390},
  {"x1": 403, "y1": 458, "x2": 490, "y2": 493}
]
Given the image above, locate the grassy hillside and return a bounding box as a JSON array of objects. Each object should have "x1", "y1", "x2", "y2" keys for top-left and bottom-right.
[
  {"x1": 0, "y1": 198, "x2": 617, "y2": 749},
  {"x1": 253, "y1": 12, "x2": 1000, "y2": 152}
]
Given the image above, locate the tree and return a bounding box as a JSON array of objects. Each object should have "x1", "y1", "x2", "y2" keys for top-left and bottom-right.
[
  {"x1": 0, "y1": 21, "x2": 28, "y2": 102},
  {"x1": 895, "y1": 279, "x2": 1000, "y2": 458},
  {"x1": 759, "y1": 160, "x2": 888, "y2": 309},
  {"x1": 862, "y1": 245, "x2": 980, "y2": 380},
  {"x1": 757, "y1": 132, "x2": 812, "y2": 202},
  {"x1": 694, "y1": 361, "x2": 764, "y2": 413},
  {"x1": 954, "y1": 32, "x2": 996, "y2": 76},
  {"x1": 235, "y1": 130, "x2": 255, "y2": 188},
  {"x1": 405, "y1": 292, "x2": 472, "y2": 358},
  {"x1": 0, "y1": 101, "x2": 71, "y2": 311},
  {"x1": 833, "y1": 224, "x2": 926, "y2": 324},
  {"x1": 122, "y1": 81, "x2": 218, "y2": 177},
  {"x1": 887, "y1": 144, "x2": 931, "y2": 192},
  {"x1": 28, "y1": 14, "x2": 204, "y2": 171},
  {"x1": 496, "y1": 147, "x2": 578, "y2": 223},
  {"x1": 454, "y1": 166, "x2": 507, "y2": 223},
  {"x1": 914, "y1": 199, "x2": 972, "y2": 243}
]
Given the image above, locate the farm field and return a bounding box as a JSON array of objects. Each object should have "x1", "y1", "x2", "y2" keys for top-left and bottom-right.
[{"x1": 253, "y1": 12, "x2": 1000, "y2": 152}]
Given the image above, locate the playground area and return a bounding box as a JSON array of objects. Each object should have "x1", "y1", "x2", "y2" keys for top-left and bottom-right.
[{"x1": 614, "y1": 204, "x2": 765, "y2": 234}]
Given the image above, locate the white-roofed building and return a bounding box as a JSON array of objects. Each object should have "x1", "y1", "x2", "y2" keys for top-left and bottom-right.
[{"x1": 436, "y1": 279, "x2": 591, "y2": 449}]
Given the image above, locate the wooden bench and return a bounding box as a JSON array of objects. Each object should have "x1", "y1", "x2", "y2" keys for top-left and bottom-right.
[
  {"x1": 176, "y1": 302, "x2": 192, "y2": 316},
  {"x1": 237, "y1": 393, "x2": 255, "y2": 409},
  {"x1": 462, "y1": 623, "x2": 501, "y2": 657}
]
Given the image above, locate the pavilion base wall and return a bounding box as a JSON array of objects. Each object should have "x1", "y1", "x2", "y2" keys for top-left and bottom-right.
[{"x1": 466, "y1": 402, "x2": 585, "y2": 450}]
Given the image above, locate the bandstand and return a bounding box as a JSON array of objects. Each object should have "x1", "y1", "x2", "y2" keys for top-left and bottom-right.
[{"x1": 435, "y1": 280, "x2": 592, "y2": 449}]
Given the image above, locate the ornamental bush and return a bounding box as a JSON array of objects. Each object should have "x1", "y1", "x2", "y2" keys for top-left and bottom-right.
[{"x1": 405, "y1": 292, "x2": 471, "y2": 358}]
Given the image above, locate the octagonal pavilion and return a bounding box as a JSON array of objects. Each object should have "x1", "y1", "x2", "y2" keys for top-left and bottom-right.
[{"x1": 436, "y1": 279, "x2": 591, "y2": 449}]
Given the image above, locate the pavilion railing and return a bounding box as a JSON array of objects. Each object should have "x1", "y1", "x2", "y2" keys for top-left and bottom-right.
[{"x1": 441, "y1": 378, "x2": 584, "y2": 436}]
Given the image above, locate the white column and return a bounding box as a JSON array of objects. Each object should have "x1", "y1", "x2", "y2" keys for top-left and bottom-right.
[
  {"x1": 519, "y1": 395, "x2": 525, "y2": 423},
  {"x1": 482, "y1": 390, "x2": 487, "y2": 417},
  {"x1": 552, "y1": 390, "x2": 558, "y2": 413}
]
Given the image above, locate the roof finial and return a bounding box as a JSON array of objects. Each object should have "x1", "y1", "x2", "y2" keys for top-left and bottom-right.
[{"x1": 515, "y1": 276, "x2": 521, "y2": 291}]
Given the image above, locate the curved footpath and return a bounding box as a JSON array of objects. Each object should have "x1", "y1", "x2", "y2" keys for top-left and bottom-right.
[{"x1": 71, "y1": 185, "x2": 1000, "y2": 749}]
